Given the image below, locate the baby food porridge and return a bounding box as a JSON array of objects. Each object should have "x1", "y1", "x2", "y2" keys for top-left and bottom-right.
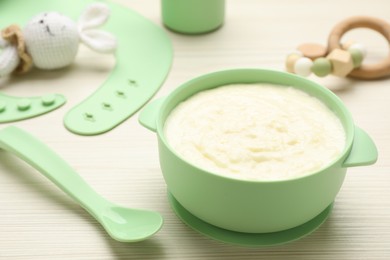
[{"x1": 164, "y1": 84, "x2": 346, "y2": 181}]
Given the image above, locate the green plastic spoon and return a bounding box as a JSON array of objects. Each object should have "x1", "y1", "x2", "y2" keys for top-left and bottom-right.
[{"x1": 0, "y1": 126, "x2": 163, "y2": 242}]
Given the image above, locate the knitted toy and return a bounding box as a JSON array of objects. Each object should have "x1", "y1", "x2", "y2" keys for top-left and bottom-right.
[{"x1": 0, "y1": 3, "x2": 117, "y2": 77}]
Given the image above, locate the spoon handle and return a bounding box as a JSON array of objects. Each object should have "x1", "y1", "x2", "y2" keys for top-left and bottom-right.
[{"x1": 0, "y1": 126, "x2": 108, "y2": 214}]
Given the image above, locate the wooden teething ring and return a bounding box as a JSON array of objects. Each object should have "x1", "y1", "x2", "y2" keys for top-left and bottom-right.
[{"x1": 328, "y1": 16, "x2": 390, "y2": 79}]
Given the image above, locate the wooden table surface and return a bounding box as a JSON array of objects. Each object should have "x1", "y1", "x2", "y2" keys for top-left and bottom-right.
[{"x1": 1, "y1": 0, "x2": 389, "y2": 259}]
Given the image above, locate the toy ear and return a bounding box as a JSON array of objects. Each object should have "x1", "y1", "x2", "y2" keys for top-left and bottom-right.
[
  {"x1": 78, "y1": 3, "x2": 110, "y2": 31},
  {"x1": 80, "y1": 29, "x2": 117, "y2": 53}
]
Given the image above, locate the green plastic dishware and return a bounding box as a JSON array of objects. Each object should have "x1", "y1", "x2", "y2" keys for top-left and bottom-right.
[
  {"x1": 168, "y1": 192, "x2": 333, "y2": 247},
  {"x1": 0, "y1": 0, "x2": 172, "y2": 134},
  {"x1": 139, "y1": 68, "x2": 378, "y2": 234},
  {"x1": 161, "y1": 0, "x2": 225, "y2": 34},
  {"x1": 0, "y1": 92, "x2": 66, "y2": 123},
  {"x1": 0, "y1": 126, "x2": 163, "y2": 242}
]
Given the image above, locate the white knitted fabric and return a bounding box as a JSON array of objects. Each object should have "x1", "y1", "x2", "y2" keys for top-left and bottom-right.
[
  {"x1": 23, "y1": 12, "x2": 79, "y2": 70},
  {"x1": 0, "y1": 38, "x2": 20, "y2": 77},
  {"x1": 0, "y1": 37, "x2": 8, "y2": 48}
]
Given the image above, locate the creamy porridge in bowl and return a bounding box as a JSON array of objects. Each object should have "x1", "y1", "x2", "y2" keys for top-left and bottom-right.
[{"x1": 164, "y1": 83, "x2": 346, "y2": 181}]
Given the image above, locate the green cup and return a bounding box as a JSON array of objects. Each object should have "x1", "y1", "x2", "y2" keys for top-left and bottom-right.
[
  {"x1": 161, "y1": 0, "x2": 225, "y2": 34},
  {"x1": 139, "y1": 69, "x2": 378, "y2": 233}
]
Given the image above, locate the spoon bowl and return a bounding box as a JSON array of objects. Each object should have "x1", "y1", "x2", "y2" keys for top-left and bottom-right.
[
  {"x1": 0, "y1": 126, "x2": 163, "y2": 242},
  {"x1": 100, "y1": 206, "x2": 163, "y2": 242}
]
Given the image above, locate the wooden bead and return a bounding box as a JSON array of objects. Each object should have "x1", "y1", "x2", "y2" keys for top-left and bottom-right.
[
  {"x1": 326, "y1": 49, "x2": 354, "y2": 77},
  {"x1": 294, "y1": 57, "x2": 313, "y2": 76},
  {"x1": 297, "y1": 43, "x2": 327, "y2": 60},
  {"x1": 285, "y1": 53, "x2": 302, "y2": 73}
]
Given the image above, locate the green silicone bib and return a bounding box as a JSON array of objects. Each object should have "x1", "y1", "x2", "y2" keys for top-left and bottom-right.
[{"x1": 0, "y1": 0, "x2": 172, "y2": 134}]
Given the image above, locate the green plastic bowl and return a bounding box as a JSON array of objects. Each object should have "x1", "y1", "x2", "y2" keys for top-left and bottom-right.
[{"x1": 139, "y1": 69, "x2": 377, "y2": 233}]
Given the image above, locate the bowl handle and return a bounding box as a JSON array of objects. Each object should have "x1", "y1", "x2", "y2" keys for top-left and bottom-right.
[
  {"x1": 138, "y1": 97, "x2": 165, "y2": 132},
  {"x1": 342, "y1": 126, "x2": 378, "y2": 167}
]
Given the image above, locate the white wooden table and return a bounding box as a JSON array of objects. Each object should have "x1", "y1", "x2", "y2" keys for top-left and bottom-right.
[{"x1": 1, "y1": 0, "x2": 389, "y2": 259}]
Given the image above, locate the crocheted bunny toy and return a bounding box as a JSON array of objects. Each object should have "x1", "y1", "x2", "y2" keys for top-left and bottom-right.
[{"x1": 0, "y1": 3, "x2": 117, "y2": 77}]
